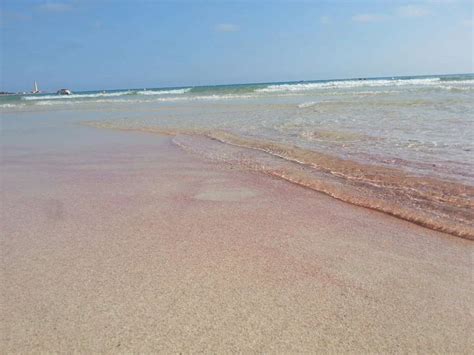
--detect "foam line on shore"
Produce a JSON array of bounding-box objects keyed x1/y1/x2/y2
[{"x1": 83, "y1": 121, "x2": 474, "y2": 240}]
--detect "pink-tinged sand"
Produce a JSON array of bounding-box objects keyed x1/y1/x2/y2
[{"x1": 1, "y1": 132, "x2": 473, "y2": 353}]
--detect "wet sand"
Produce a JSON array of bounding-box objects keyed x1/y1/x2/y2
[{"x1": 1, "y1": 127, "x2": 473, "y2": 353}]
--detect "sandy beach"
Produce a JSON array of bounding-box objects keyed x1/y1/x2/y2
[
  {"x1": 1, "y1": 124, "x2": 472, "y2": 353},
  {"x1": 2, "y1": 0, "x2": 473, "y2": 351}
]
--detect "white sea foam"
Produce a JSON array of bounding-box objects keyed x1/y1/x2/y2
[
  {"x1": 256, "y1": 78, "x2": 446, "y2": 93},
  {"x1": 22, "y1": 88, "x2": 192, "y2": 101},
  {"x1": 153, "y1": 94, "x2": 256, "y2": 101},
  {"x1": 34, "y1": 100, "x2": 79, "y2": 105},
  {"x1": 0, "y1": 103, "x2": 26, "y2": 109},
  {"x1": 27, "y1": 93, "x2": 256, "y2": 106},
  {"x1": 136, "y1": 88, "x2": 192, "y2": 95},
  {"x1": 298, "y1": 101, "x2": 319, "y2": 108},
  {"x1": 22, "y1": 91, "x2": 134, "y2": 101},
  {"x1": 7, "y1": 77, "x2": 473, "y2": 108}
]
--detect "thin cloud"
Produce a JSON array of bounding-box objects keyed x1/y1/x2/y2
[
  {"x1": 320, "y1": 16, "x2": 331, "y2": 25},
  {"x1": 397, "y1": 5, "x2": 430, "y2": 17},
  {"x1": 352, "y1": 14, "x2": 386, "y2": 23},
  {"x1": 215, "y1": 23, "x2": 239, "y2": 32},
  {"x1": 37, "y1": 2, "x2": 74, "y2": 12},
  {"x1": 424, "y1": 0, "x2": 457, "y2": 3},
  {"x1": 461, "y1": 18, "x2": 473, "y2": 27},
  {"x1": 0, "y1": 10, "x2": 32, "y2": 27},
  {"x1": 353, "y1": 3, "x2": 435, "y2": 24}
]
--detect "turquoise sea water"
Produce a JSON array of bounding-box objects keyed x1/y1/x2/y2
[{"x1": 2, "y1": 73, "x2": 473, "y2": 237}]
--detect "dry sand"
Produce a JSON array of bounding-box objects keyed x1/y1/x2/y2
[{"x1": 1, "y1": 129, "x2": 473, "y2": 353}]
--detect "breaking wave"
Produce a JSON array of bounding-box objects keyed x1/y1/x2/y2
[
  {"x1": 2, "y1": 74, "x2": 473, "y2": 109},
  {"x1": 298, "y1": 101, "x2": 319, "y2": 108},
  {"x1": 256, "y1": 77, "x2": 474, "y2": 93},
  {"x1": 135, "y1": 88, "x2": 192, "y2": 95},
  {"x1": 20, "y1": 88, "x2": 193, "y2": 101}
]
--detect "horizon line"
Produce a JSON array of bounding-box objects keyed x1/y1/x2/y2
[{"x1": 3, "y1": 72, "x2": 473, "y2": 95}]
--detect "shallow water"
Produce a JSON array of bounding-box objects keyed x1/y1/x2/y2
[{"x1": 2, "y1": 74, "x2": 473, "y2": 238}]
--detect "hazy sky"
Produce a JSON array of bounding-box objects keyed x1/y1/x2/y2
[{"x1": 1, "y1": 0, "x2": 473, "y2": 91}]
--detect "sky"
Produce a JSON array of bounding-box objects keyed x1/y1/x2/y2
[{"x1": 1, "y1": 0, "x2": 473, "y2": 92}]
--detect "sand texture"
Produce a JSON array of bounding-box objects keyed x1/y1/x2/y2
[{"x1": 1, "y1": 129, "x2": 473, "y2": 353}]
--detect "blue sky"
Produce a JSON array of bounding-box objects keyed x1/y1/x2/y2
[{"x1": 1, "y1": 0, "x2": 473, "y2": 91}]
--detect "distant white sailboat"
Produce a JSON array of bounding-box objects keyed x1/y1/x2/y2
[{"x1": 32, "y1": 81, "x2": 40, "y2": 94}]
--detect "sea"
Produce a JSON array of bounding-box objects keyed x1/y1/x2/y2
[{"x1": 1, "y1": 73, "x2": 473, "y2": 238}]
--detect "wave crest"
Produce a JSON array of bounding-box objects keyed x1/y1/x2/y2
[
  {"x1": 256, "y1": 78, "x2": 444, "y2": 93},
  {"x1": 21, "y1": 88, "x2": 193, "y2": 101}
]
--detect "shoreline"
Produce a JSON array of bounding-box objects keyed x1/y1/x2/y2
[
  {"x1": 84, "y1": 121, "x2": 474, "y2": 240},
  {"x1": 2, "y1": 125, "x2": 473, "y2": 352}
]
